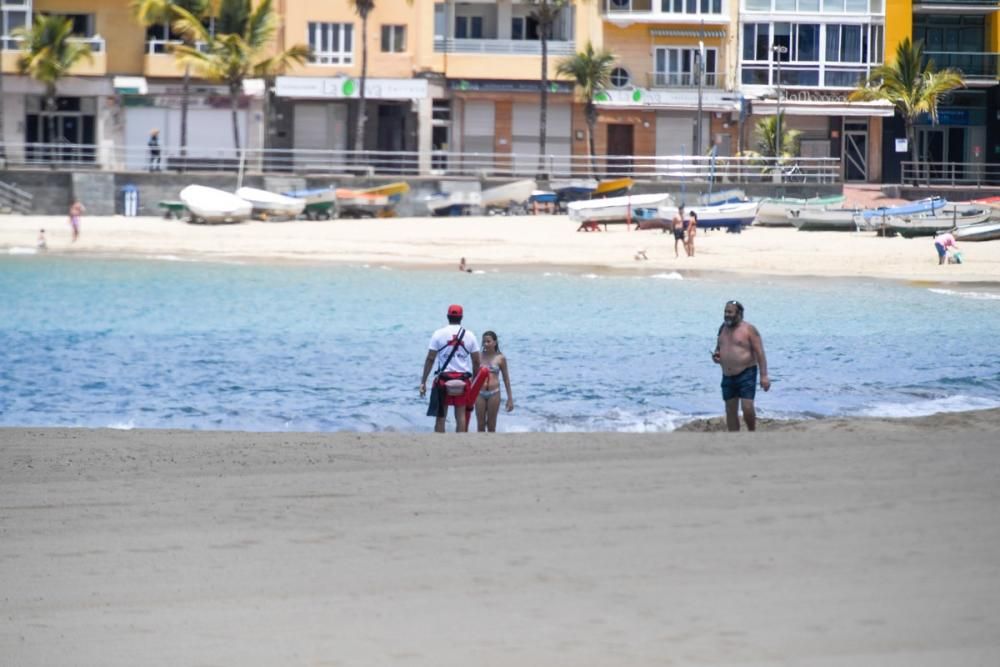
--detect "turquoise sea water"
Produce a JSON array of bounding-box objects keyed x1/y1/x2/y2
[{"x1": 2, "y1": 254, "x2": 999, "y2": 432}]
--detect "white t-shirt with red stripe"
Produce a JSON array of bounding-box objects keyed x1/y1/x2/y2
[{"x1": 429, "y1": 325, "x2": 479, "y2": 375}]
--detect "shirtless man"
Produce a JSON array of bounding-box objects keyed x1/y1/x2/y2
[
  {"x1": 671, "y1": 205, "x2": 685, "y2": 257},
  {"x1": 711, "y1": 300, "x2": 770, "y2": 431}
]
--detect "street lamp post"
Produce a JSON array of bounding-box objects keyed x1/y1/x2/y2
[
  {"x1": 772, "y1": 44, "x2": 788, "y2": 159},
  {"x1": 695, "y1": 40, "x2": 705, "y2": 157}
]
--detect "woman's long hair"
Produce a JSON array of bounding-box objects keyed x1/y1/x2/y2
[{"x1": 482, "y1": 330, "x2": 500, "y2": 353}]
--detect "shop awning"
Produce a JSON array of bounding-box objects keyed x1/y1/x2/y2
[
  {"x1": 113, "y1": 76, "x2": 147, "y2": 95},
  {"x1": 752, "y1": 99, "x2": 894, "y2": 117}
]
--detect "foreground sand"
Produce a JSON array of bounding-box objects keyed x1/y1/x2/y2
[
  {"x1": 3, "y1": 213, "x2": 1000, "y2": 283},
  {"x1": 3, "y1": 412, "x2": 1000, "y2": 665}
]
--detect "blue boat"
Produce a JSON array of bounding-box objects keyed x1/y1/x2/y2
[{"x1": 859, "y1": 196, "x2": 948, "y2": 221}]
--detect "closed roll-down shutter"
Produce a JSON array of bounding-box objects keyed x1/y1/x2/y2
[
  {"x1": 463, "y1": 100, "x2": 495, "y2": 154},
  {"x1": 512, "y1": 102, "x2": 570, "y2": 173}
]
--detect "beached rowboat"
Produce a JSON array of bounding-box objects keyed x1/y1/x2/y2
[
  {"x1": 480, "y1": 179, "x2": 537, "y2": 208},
  {"x1": 953, "y1": 220, "x2": 1000, "y2": 242},
  {"x1": 755, "y1": 194, "x2": 846, "y2": 226},
  {"x1": 180, "y1": 185, "x2": 252, "y2": 224},
  {"x1": 568, "y1": 193, "x2": 673, "y2": 224},
  {"x1": 886, "y1": 207, "x2": 993, "y2": 238},
  {"x1": 788, "y1": 207, "x2": 861, "y2": 232},
  {"x1": 656, "y1": 201, "x2": 759, "y2": 231},
  {"x1": 235, "y1": 187, "x2": 306, "y2": 220},
  {"x1": 592, "y1": 178, "x2": 634, "y2": 199}
]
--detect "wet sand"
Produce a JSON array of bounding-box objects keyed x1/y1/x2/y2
[
  {"x1": 3, "y1": 412, "x2": 999, "y2": 665},
  {"x1": 2, "y1": 213, "x2": 999, "y2": 284}
]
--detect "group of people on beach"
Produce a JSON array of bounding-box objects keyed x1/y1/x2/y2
[
  {"x1": 670, "y1": 206, "x2": 699, "y2": 258},
  {"x1": 420, "y1": 299, "x2": 769, "y2": 433}
]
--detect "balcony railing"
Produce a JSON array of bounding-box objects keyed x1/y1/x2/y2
[
  {"x1": 925, "y1": 51, "x2": 999, "y2": 81},
  {"x1": 433, "y1": 36, "x2": 575, "y2": 56},
  {"x1": 914, "y1": 0, "x2": 999, "y2": 6},
  {"x1": 602, "y1": 0, "x2": 726, "y2": 18},
  {"x1": 146, "y1": 39, "x2": 210, "y2": 54},
  {"x1": 1, "y1": 35, "x2": 105, "y2": 52},
  {"x1": 648, "y1": 71, "x2": 724, "y2": 88}
]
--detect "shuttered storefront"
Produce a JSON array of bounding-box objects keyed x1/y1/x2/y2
[{"x1": 511, "y1": 102, "x2": 570, "y2": 173}]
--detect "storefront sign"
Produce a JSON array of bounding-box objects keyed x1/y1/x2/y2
[
  {"x1": 781, "y1": 90, "x2": 852, "y2": 103},
  {"x1": 448, "y1": 79, "x2": 573, "y2": 94},
  {"x1": 275, "y1": 76, "x2": 428, "y2": 99}
]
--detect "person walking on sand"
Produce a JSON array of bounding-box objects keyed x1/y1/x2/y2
[
  {"x1": 712, "y1": 300, "x2": 770, "y2": 431},
  {"x1": 68, "y1": 200, "x2": 84, "y2": 243},
  {"x1": 671, "y1": 205, "x2": 686, "y2": 257},
  {"x1": 420, "y1": 304, "x2": 481, "y2": 433},
  {"x1": 475, "y1": 331, "x2": 514, "y2": 432},
  {"x1": 37, "y1": 228, "x2": 47, "y2": 250},
  {"x1": 933, "y1": 230, "x2": 958, "y2": 266},
  {"x1": 685, "y1": 210, "x2": 699, "y2": 257},
  {"x1": 147, "y1": 129, "x2": 162, "y2": 172}
]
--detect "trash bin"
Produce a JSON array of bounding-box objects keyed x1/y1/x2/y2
[{"x1": 121, "y1": 184, "x2": 139, "y2": 217}]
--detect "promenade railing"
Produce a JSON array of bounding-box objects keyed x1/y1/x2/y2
[
  {"x1": 901, "y1": 161, "x2": 1000, "y2": 187},
  {"x1": 0, "y1": 141, "x2": 842, "y2": 184}
]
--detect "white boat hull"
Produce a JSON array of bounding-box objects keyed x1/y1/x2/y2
[
  {"x1": 180, "y1": 185, "x2": 252, "y2": 224},
  {"x1": 235, "y1": 187, "x2": 306, "y2": 219},
  {"x1": 657, "y1": 201, "x2": 759, "y2": 228},
  {"x1": 954, "y1": 221, "x2": 1000, "y2": 242},
  {"x1": 481, "y1": 179, "x2": 537, "y2": 208},
  {"x1": 756, "y1": 195, "x2": 847, "y2": 226},
  {"x1": 568, "y1": 193, "x2": 673, "y2": 223},
  {"x1": 789, "y1": 208, "x2": 860, "y2": 231}
]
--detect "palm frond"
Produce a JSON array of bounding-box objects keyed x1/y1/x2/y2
[{"x1": 245, "y1": 0, "x2": 279, "y2": 50}]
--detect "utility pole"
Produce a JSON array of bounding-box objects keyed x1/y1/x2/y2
[
  {"x1": 772, "y1": 44, "x2": 788, "y2": 158},
  {"x1": 695, "y1": 40, "x2": 705, "y2": 157}
]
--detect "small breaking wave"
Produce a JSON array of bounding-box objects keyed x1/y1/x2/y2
[
  {"x1": 857, "y1": 394, "x2": 1000, "y2": 419},
  {"x1": 7, "y1": 247, "x2": 38, "y2": 255},
  {"x1": 650, "y1": 272, "x2": 683, "y2": 280},
  {"x1": 107, "y1": 419, "x2": 136, "y2": 430},
  {"x1": 928, "y1": 288, "x2": 1000, "y2": 301}
]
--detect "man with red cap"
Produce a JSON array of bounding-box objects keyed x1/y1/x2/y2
[{"x1": 420, "y1": 304, "x2": 481, "y2": 432}]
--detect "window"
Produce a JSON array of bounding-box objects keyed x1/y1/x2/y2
[
  {"x1": 511, "y1": 15, "x2": 540, "y2": 40},
  {"x1": 454, "y1": 15, "x2": 483, "y2": 39},
  {"x1": 610, "y1": 67, "x2": 631, "y2": 88},
  {"x1": 381, "y1": 25, "x2": 405, "y2": 52},
  {"x1": 654, "y1": 47, "x2": 718, "y2": 87},
  {"x1": 308, "y1": 22, "x2": 353, "y2": 65},
  {"x1": 745, "y1": 0, "x2": 882, "y2": 11},
  {"x1": 660, "y1": 0, "x2": 722, "y2": 14},
  {"x1": 60, "y1": 13, "x2": 95, "y2": 37}
]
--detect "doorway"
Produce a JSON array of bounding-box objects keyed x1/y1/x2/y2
[
  {"x1": 917, "y1": 127, "x2": 946, "y2": 180},
  {"x1": 25, "y1": 96, "x2": 96, "y2": 164},
  {"x1": 843, "y1": 122, "x2": 868, "y2": 182},
  {"x1": 606, "y1": 123, "x2": 634, "y2": 175}
]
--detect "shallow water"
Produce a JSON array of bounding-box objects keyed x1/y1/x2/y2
[{"x1": 2, "y1": 255, "x2": 999, "y2": 432}]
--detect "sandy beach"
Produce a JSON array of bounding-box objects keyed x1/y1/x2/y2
[
  {"x1": 2, "y1": 413, "x2": 999, "y2": 666},
  {"x1": 3, "y1": 213, "x2": 999, "y2": 283}
]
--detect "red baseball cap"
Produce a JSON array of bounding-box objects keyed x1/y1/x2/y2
[{"x1": 447, "y1": 304, "x2": 463, "y2": 317}]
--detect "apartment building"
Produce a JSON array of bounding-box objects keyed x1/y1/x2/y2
[
  {"x1": 887, "y1": 0, "x2": 1000, "y2": 181},
  {"x1": 598, "y1": 0, "x2": 741, "y2": 162},
  {"x1": 1, "y1": 0, "x2": 268, "y2": 170}
]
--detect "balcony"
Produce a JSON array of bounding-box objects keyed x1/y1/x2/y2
[
  {"x1": 648, "y1": 71, "x2": 725, "y2": 88},
  {"x1": 433, "y1": 37, "x2": 575, "y2": 57},
  {"x1": 602, "y1": 0, "x2": 730, "y2": 23},
  {"x1": 913, "y1": 0, "x2": 999, "y2": 14},
  {"x1": 1, "y1": 35, "x2": 107, "y2": 75},
  {"x1": 925, "y1": 51, "x2": 999, "y2": 84}
]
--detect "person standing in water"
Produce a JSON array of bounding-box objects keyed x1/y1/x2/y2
[
  {"x1": 474, "y1": 330, "x2": 514, "y2": 432},
  {"x1": 712, "y1": 300, "x2": 770, "y2": 431}
]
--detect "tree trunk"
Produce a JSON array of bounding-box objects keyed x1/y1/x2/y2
[
  {"x1": 230, "y1": 82, "x2": 241, "y2": 152},
  {"x1": 906, "y1": 118, "x2": 917, "y2": 183},
  {"x1": 354, "y1": 13, "x2": 369, "y2": 154},
  {"x1": 0, "y1": 66, "x2": 6, "y2": 161},
  {"x1": 586, "y1": 102, "x2": 597, "y2": 176},
  {"x1": 46, "y1": 90, "x2": 58, "y2": 169},
  {"x1": 537, "y1": 20, "x2": 549, "y2": 178},
  {"x1": 180, "y1": 63, "x2": 191, "y2": 170}
]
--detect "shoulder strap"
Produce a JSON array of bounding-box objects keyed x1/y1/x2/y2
[{"x1": 436, "y1": 328, "x2": 466, "y2": 375}]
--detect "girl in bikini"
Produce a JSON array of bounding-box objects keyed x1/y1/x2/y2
[{"x1": 475, "y1": 330, "x2": 514, "y2": 432}]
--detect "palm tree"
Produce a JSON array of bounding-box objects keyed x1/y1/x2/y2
[
  {"x1": 348, "y1": 0, "x2": 374, "y2": 153},
  {"x1": 527, "y1": 0, "x2": 570, "y2": 177},
  {"x1": 849, "y1": 37, "x2": 963, "y2": 164},
  {"x1": 14, "y1": 15, "x2": 93, "y2": 162},
  {"x1": 131, "y1": 0, "x2": 209, "y2": 163},
  {"x1": 172, "y1": 0, "x2": 308, "y2": 151},
  {"x1": 557, "y1": 42, "x2": 614, "y2": 175},
  {"x1": 753, "y1": 113, "x2": 800, "y2": 159}
]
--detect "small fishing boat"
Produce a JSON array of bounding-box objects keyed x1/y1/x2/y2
[
  {"x1": 180, "y1": 185, "x2": 252, "y2": 224},
  {"x1": 953, "y1": 220, "x2": 1000, "y2": 242},
  {"x1": 425, "y1": 190, "x2": 482, "y2": 216},
  {"x1": 788, "y1": 207, "x2": 861, "y2": 232},
  {"x1": 856, "y1": 196, "x2": 949, "y2": 226},
  {"x1": 886, "y1": 206, "x2": 993, "y2": 238},
  {"x1": 480, "y1": 179, "x2": 537, "y2": 209},
  {"x1": 284, "y1": 186, "x2": 338, "y2": 219},
  {"x1": 592, "y1": 177, "x2": 634, "y2": 199},
  {"x1": 549, "y1": 178, "x2": 598, "y2": 203},
  {"x1": 699, "y1": 189, "x2": 748, "y2": 206},
  {"x1": 656, "y1": 201, "x2": 759, "y2": 232},
  {"x1": 235, "y1": 187, "x2": 306, "y2": 220},
  {"x1": 755, "y1": 194, "x2": 847, "y2": 227},
  {"x1": 335, "y1": 182, "x2": 410, "y2": 218},
  {"x1": 568, "y1": 192, "x2": 673, "y2": 225}
]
